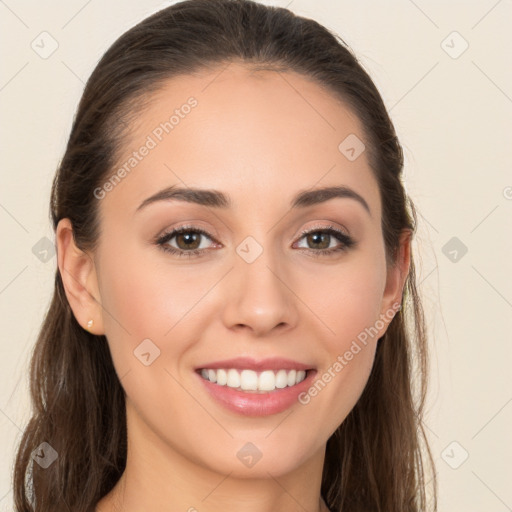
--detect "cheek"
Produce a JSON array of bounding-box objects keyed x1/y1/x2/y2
[
  {"x1": 297, "y1": 249, "x2": 386, "y2": 418},
  {"x1": 97, "y1": 247, "x2": 205, "y2": 364},
  {"x1": 308, "y1": 250, "x2": 387, "y2": 347}
]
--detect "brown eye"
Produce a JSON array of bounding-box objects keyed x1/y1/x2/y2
[
  {"x1": 294, "y1": 226, "x2": 355, "y2": 257},
  {"x1": 174, "y1": 231, "x2": 202, "y2": 250},
  {"x1": 156, "y1": 226, "x2": 217, "y2": 258},
  {"x1": 304, "y1": 231, "x2": 331, "y2": 250}
]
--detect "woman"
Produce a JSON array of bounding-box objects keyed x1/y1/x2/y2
[{"x1": 13, "y1": 0, "x2": 437, "y2": 510}]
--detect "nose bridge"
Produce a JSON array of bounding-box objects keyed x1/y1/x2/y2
[
  {"x1": 221, "y1": 228, "x2": 297, "y2": 334},
  {"x1": 238, "y1": 234, "x2": 280, "y2": 287}
]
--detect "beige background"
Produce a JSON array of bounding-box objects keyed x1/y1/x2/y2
[{"x1": 1, "y1": 0, "x2": 511, "y2": 510}]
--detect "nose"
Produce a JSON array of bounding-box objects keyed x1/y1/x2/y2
[{"x1": 220, "y1": 248, "x2": 299, "y2": 337}]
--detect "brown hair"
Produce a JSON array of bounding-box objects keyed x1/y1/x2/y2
[{"x1": 13, "y1": 1, "x2": 437, "y2": 510}]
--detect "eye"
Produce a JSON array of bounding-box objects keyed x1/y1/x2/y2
[
  {"x1": 155, "y1": 223, "x2": 355, "y2": 258},
  {"x1": 156, "y1": 225, "x2": 218, "y2": 258},
  {"x1": 294, "y1": 224, "x2": 355, "y2": 257}
]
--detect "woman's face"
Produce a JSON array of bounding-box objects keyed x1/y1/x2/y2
[{"x1": 85, "y1": 63, "x2": 403, "y2": 477}]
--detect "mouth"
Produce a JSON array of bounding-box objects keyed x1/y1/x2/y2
[
  {"x1": 193, "y1": 356, "x2": 317, "y2": 415},
  {"x1": 196, "y1": 367, "x2": 314, "y2": 394}
]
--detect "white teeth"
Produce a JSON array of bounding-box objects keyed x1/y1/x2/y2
[
  {"x1": 240, "y1": 369, "x2": 258, "y2": 390},
  {"x1": 258, "y1": 370, "x2": 275, "y2": 391},
  {"x1": 216, "y1": 369, "x2": 227, "y2": 386},
  {"x1": 226, "y1": 369, "x2": 240, "y2": 388},
  {"x1": 199, "y1": 368, "x2": 310, "y2": 391},
  {"x1": 275, "y1": 369, "x2": 288, "y2": 388}
]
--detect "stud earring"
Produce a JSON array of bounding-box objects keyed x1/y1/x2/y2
[{"x1": 87, "y1": 319, "x2": 94, "y2": 330}]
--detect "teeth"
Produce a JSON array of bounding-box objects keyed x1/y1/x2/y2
[
  {"x1": 199, "y1": 368, "x2": 308, "y2": 391},
  {"x1": 240, "y1": 369, "x2": 258, "y2": 390},
  {"x1": 217, "y1": 369, "x2": 227, "y2": 386},
  {"x1": 275, "y1": 369, "x2": 288, "y2": 388},
  {"x1": 259, "y1": 370, "x2": 275, "y2": 391},
  {"x1": 227, "y1": 369, "x2": 240, "y2": 388}
]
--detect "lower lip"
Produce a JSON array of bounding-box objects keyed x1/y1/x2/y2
[{"x1": 195, "y1": 370, "x2": 317, "y2": 417}]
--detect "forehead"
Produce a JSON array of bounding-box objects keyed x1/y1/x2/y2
[{"x1": 102, "y1": 62, "x2": 381, "y2": 219}]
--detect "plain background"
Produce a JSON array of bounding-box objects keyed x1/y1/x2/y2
[{"x1": 1, "y1": 0, "x2": 511, "y2": 510}]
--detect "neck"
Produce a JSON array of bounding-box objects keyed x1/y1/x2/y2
[{"x1": 96, "y1": 400, "x2": 329, "y2": 512}]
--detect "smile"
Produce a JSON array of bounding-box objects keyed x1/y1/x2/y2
[{"x1": 198, "y1": 368, "x2": 308, "y2": 393}]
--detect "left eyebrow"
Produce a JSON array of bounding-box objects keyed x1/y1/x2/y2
[
  {"x1": 135, "y1": 184, "x2": 371, "y2": 216},
  {"x1": 290, "y1": 185, "x2": 371, "y2": 215}
]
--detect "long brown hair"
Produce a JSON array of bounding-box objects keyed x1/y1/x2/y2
[{"x1": 13, "y1": 1, "x2": 437, "y2": 510}]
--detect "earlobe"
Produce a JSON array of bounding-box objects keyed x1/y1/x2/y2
[{"x1": 56, "y1": 218, "x2": 104, "y2": 335}]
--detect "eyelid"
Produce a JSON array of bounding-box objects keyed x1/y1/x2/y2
[
  {"x1": 155, "y1": 221, "x2": 355, "y2": 257},
  {"x1": 155, "y1": 221, "x2": 218, "y2": 240},
  {"x1": 156, "y1": 220, "x2": 350, "y2": 241},
  {"x1": 293, "y1": 223, "x2": 355, "y2": 251},
  {"x1": 296, "y1": 221, "x2": 351, "y2": 238},
  {"x1": 154, "y1": 224, "x2": 220, "y2": 246}
]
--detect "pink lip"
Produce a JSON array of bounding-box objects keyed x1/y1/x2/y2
[{"x1": 195, "y1": 356, "x2": 314, "y2": 372}]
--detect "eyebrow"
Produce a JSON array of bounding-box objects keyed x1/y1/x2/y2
[{"x1": 136, "y1": 184, "x2": 371, "y2": 215}]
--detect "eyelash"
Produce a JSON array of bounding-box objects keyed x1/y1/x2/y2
[{"x1": 155, "y1": 224, "x2": 355, "y2": 259}]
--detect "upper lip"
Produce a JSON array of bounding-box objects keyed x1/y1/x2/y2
[{"x1": 195, "y1": 356, "x2": 314, "y2": 372}]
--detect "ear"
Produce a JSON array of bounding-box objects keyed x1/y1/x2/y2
[
  {"x1": 55, "y1": 218, "x2": 104, "y2": 335},
  {"x1": 378, "y1": 229, "x2": 411, "y2": 330}
]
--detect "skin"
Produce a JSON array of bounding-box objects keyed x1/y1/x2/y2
[{"x1": 57, "y1": 62, "x2": 410, "y2": 512}]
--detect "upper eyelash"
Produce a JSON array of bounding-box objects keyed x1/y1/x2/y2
[
  {"x1": 155, "y1": 225, "x2": 213, "y2": 258},
  {"x1": 155, "y1": 224, "x2": 355, "y2": 258},
  {"x1": 295, "y1": 225, "x2": 355, "y2": 256}
]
